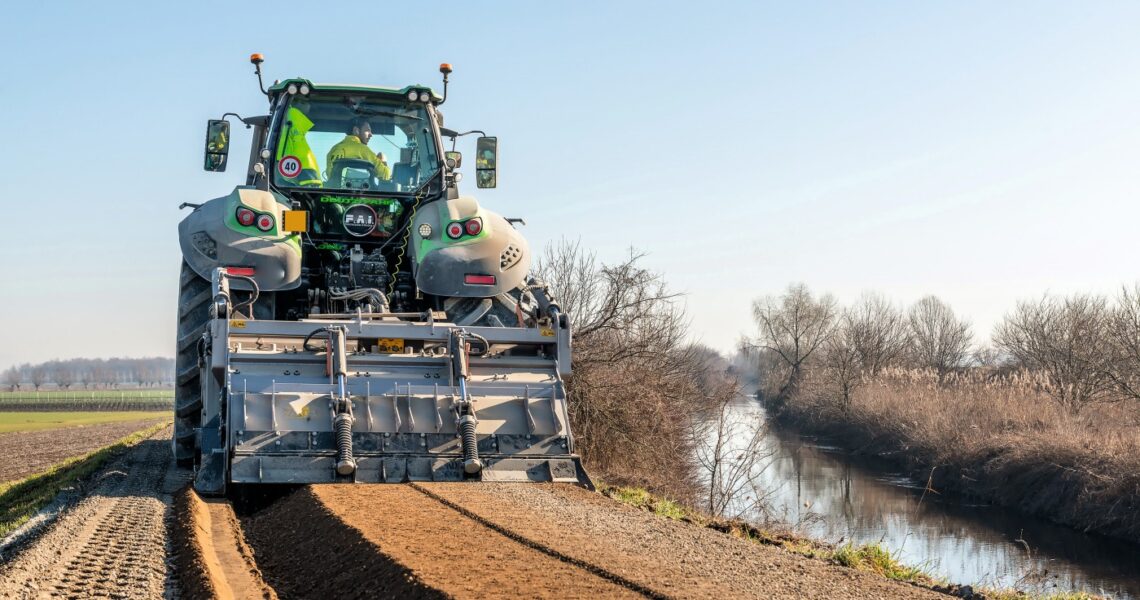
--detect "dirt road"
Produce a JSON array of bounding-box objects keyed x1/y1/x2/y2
[
  {"x1": 0, "y1": 430, "x2": 180, "y2": 599},
  {"x1": 1, "y1": 432, "x2": 948, "y2": 599}
]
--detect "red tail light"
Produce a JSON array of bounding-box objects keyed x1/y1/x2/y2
[
  {"x1": 236, "y1": 207, "x2": 256, "y2": 226},
  {"x1": 225, "y1": 266, "x2": 256, "y2": 277},
  {"x1": 464, "y1": 274, "x2": 496, "y2": 285},
  {"x1": 255, "y1": 214, "x2": 274, "y2": 232},
  {"x1": 446, "y1": 222, "x2": 464, "y2": 239},
  {"x1": 464, "y1": 218, "x2": 482, "y2": 236}
]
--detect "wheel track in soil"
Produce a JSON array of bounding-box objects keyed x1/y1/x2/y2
[{"x1": 0, "y1": 427, "x2": 186, "y2": 599}]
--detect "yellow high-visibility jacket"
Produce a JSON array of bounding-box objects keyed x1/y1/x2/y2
[
  {"x1": 275, "y1": 107, "x2": 321, "y2": 186},
  {"x1": 326, "y1": 135, "x2": 392, "y2": 181}
]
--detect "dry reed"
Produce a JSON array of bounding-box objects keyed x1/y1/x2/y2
[{"x1": 781, "y1": 368, "x2": 1140, "y2": 543}]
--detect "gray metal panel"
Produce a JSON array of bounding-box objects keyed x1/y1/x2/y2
[
  {"x1": 233, "y1": 432, "x2": 568, "y2": 456},
  {"x1": 230, "y1": 454, "x2": 587, "y2": 485},
  {"x1": 210, "y1": 315, "x2": 585, "y2": 487}
]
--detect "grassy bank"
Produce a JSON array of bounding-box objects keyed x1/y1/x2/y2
[
  {"x1": 774, "y1": 369, "x2": 1140, "y2": 545},
  {"x1": 603, "y1": 483, "x2": 1103, "y2": 600},
  {"x1": 0, "y1": 422, "x2": 168, "y2": 537},
  {"x1": 0, "y1": 411, "x2": 167, "y2": 433}
]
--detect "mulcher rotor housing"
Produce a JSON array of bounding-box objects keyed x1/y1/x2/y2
[{"x1": 176, "y1": 57, "x2": 590, "y2": 495}]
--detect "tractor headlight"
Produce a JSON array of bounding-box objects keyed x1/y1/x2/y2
[
  {"x1": 299, "y1": 83, "x2": 310, "y2": 95},
  {"x1": 418, "y1": 223, "x2": 432, "y2": 238},
  {"x1": 407, "y1": 90, "x2": 419, "y2": 102},
  {"x1": 287, "y1": 84, "x2": 298, "y2": 95}
]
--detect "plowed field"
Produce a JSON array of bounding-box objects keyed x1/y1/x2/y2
[{"x1": 0, "y1": 416, "x2": 167, "y2": 483}]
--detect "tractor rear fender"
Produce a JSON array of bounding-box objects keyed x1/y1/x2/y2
[
  {"x1": 178, "y1": 186, "x2": 302, "y2": 291},
  {"x1": 411, "y1": 196, "x2": 530, "y2": 297}
]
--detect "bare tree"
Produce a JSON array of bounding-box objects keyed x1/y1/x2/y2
[
  {"x1": 906, "y1": 295, "x2": 973, "y2": 381},
  {"x1": 52, "y1": 362, "x2": 75, "y2": 390},
  {"x1": 994, "y1": 294, "x2": 1116, "y2": 415},
  {"x1": 77, "y1": 365, "x2": 94, "y2": 390},
  {"x1": 30, "y1": 366, "x2": 47, "y2": 391},
  {"x1": 846, "y1": 292, "x2": 908, "y2": 376},
  {"x1": 692, "y1": 389, "x2": 771, "y2": 518},
  {"x1": 535, "y1": 240, "x2": 707, "y2": 500},
  {"x1": 1, "y1": 366, "x2": 20, "y2": 392},
  {"x1": 971, "y1": 345, "x2": 1003, "y2": 368},
  {"x1": 1106, "y1": 284, "x2": 1140, "y2": 402},
  {"x1": 822, "y1": 312, "x2": 864, "y2": 415},
  {"x1": 93, "y1": 363, "x2": 114, "y2": 389},
  {"x1": 535, "y1": 241, "x2": 684, "y2": 367},
  {"x1": 749, "y1": 284, "x2": 838, "y2": 401}
]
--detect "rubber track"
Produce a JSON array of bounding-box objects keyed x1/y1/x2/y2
[{"x1": 408, "y1": 483, "x2": 672, "y2": 600}]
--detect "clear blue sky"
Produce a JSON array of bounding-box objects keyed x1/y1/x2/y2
[{"x1": 1, "y1": 1, "x2": 1138, "y2": 369}]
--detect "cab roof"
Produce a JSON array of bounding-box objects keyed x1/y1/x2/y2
[{"x1": 269, "y1": 78, "x2": 441, "y2": 101}]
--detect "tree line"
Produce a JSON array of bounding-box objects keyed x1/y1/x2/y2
[
  {"x1": 1, "y1": 357, "x2": 174, "y2": 391},
  {"x1": 748, "y1": 283, "x2": 1140, "y2": 416}
]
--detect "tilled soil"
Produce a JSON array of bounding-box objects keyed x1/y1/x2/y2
[
  {"x1": 417, "y1": 483, "x2": 945, "y2": 600},
  {"x1": 170, "y1": 486, "x2": 275, "y2": 600},
  {"x1": 242, "y1": 483, "x2": 946, "y2": 600},
  {"x1": 0, "y1": 419, "x2": 167, "y2": 483},
  {"x1": 243, "y1": 485, "x2": 643, "y2": 599},
  {"x1": 0, "y1": 429, "x2": 183, "y2": 599}
]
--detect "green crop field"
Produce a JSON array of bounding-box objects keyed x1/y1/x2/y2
[
  {"x1": 0, "y1": 390, "x2": 173, "y2": 400},
  {"x1": 0, "y1": 411, "x2": 167, "y2": 434},
  {"x1": 0, "y1": 390, "x2": 173, "y2": 412}
]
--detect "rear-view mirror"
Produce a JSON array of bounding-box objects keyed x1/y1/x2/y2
[
  {"x1": 204, "y1": 119, "x2": 230, "y2": 172},
  {"x1": 475, "y1": 136, "x2": 497, "y2": 189}
]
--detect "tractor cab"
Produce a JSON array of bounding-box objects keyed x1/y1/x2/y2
[
  {"x1": 267, "y1": 81, "x2": 443, "y2": 193},
  {"x1": 202, "y1": 68, "x2": 499, "y2": 247}
]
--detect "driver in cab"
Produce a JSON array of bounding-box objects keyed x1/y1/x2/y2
[{"x1": 326, "y1": 117, "x2": 392, "y2": 182}]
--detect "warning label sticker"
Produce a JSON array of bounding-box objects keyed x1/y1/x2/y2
[{"x1": 278, "y1": 155, "x2": 302, "y2": 178}]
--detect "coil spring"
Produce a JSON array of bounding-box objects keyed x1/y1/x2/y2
[
  {"x1": 460, "y1": 418, "x2": 478, "y2": 463},
  {"x1": 334, "y1": 413, "x2": 355, "y2": 474}
]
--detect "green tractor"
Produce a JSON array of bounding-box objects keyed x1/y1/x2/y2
[{"x1": 176, "y1": 55, "x2": 588, "y2": 495}]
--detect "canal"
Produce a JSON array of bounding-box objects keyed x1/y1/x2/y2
[{"x1": 716, "y1": 398, "x2": 1140, "y2": 598}]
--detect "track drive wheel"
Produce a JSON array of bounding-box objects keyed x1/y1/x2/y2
[{"x1": 173, "y1": 261, "x2": 210, "y2": 468}]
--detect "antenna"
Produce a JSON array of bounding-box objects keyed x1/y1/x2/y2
[{"x1": 250, "y1": 53, "x2": 269, "y2": 97}]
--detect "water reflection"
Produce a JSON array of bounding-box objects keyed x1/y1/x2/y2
[{"x1": 716, "y1": 399, "x2": 1140, "y2": 599}]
